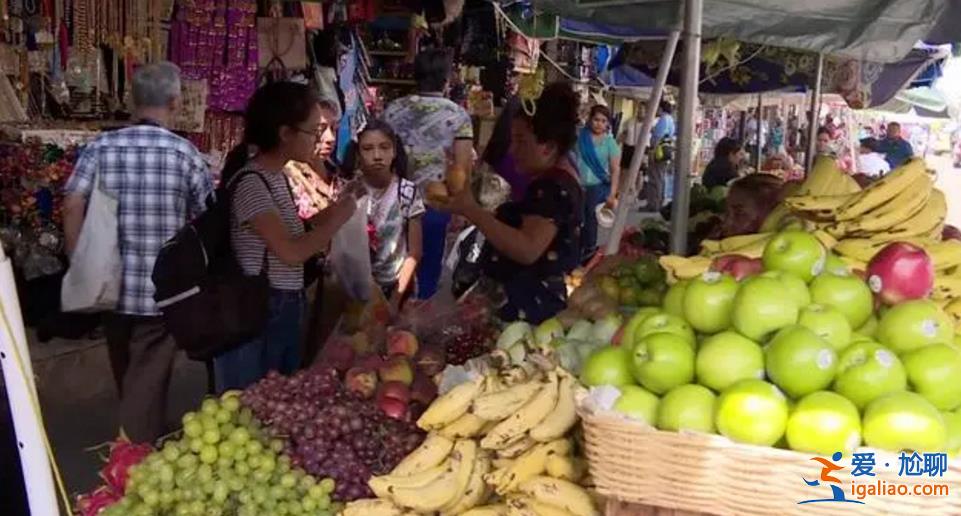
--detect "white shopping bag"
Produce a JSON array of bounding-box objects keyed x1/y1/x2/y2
[
  {"x1": 329, "y1": 196, "x2": 372, "y2": 302},
  {"x1": 61, "y1": 172, "x2": 121, "y2": 312}
]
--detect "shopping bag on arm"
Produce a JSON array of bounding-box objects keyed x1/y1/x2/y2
[
  {"x1": 61, "y1": 171, "x2": 121, "y2": 312},
  {"x1": 328, "y1": 196, "x2": 373, "y2": 301}
]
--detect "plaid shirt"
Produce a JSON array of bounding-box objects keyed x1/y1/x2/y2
[{"x1": 64, "y1": 124, "x2": 213, "y2": 316}]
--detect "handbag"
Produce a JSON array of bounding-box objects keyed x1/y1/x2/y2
[
  {"x1": 61, "y1": 170, "x2": 122, "y2": 313},
  {"x1": 257, "y1": 17, "x2": 308, "y2": 70}
]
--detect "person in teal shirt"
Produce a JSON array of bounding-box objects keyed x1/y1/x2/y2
[
  {"x1": 875, "y1": 121, "x2": 914, "y2": 169},
  {"x1": 575, "y1": 104, "x2": 621, "y2": 260}
]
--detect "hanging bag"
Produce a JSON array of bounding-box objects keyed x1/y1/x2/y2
[{"x1": 61, "y1": 170, "x2": 121, "y2": 313}]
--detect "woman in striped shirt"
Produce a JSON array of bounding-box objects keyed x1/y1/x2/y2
[{"x1": 215, "y1": 82, "x2": 363, "y2": 392}]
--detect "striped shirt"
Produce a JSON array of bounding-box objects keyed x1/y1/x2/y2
[
  {"x1": 230, "y1": 167, "x2": 304, "y2": 291},
  {"x1": 63, "y1": 124, "x2": 213, "y2": 316}
]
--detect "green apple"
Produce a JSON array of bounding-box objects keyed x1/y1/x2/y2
[
  {"x1": 797, "y1": 304, "x2": 852, "y2": 352},
  {"x1": 613, "y1": 385, "x2": 659, "y2": 425},
  {"x1": 862, "y1": 391, "x2": 947, "y2": 453},
  {"x1": 731, "y1": 276, "x2": 800, "y2": 342},
  {"x1": 580, "y1": 346, "x2": 635, "y2": 386},
  {"x1": 903, "y1": 344, "x2": 961, "y2": 410},
  {"x1": 657, "y1": 384, "x2": 717, "y2": 433},
  {"x1": 631, "y1": 333, "x2": 695, "y2": 394},
  {"x1": 662, "y1": 281, "x2": 689, "y2": 317},
  {"x1": 635, "y1": 313, "x2": 696, "y2": 349},
  {"x1": 876, "y1": 299, "x2": 954, "y2": 355},
  {"x1": 822, "y1": 253, "x2": 850, "y2": 276},
  {"x1": 696, "y1": 331, "x2": 764, "y2": 392},
  {"x1": 832, "y1": 341, "x2": 907, "y2": 409},
  {"x1": 762, "y1": 230, "x2": 826, "y2": 282},
  {"x1": 765, "y1": 325, "x2": 838, "y2": 399},
  {"x1": 760, "y1": 270, "x2": 811, "y2": 308},
  {"x1": 715, "y1": 379, "x2": 789, "y2": 446},
  {"x1": 942, "y1": 410, "x2": 961, "y2": 454},
  {"x1": 682, "y1": 272, "x2": 738, "y2": 334},
  {"x1": 619, "y1": 307, "x2": 661, "y2": 349},
  {"x1": 809, "y1": 272, "x2": 874, "y2": 329},
  {"x1": 856, "y1": 314, "x2": 879, "y2": 339},
  {"x1": 534, "y1": 318, "x2": 565, "y2": 347},
  {"x1": 786, "y1": 391, "x2": 862, "y2": 455}
]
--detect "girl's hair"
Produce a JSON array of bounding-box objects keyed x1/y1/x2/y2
[
  {"x1": 714, "y1": 137, "x2": 742, "y2": 159},
  {"x1": 515, "y1": 81, "x2": 580, "y2": 156},
  {"x1": 342, "y1": 119, "x2": 408, "y2": 178},
  {"x1": 221, "y1": 82, "x2": 319, "y2": 185},
  {"x1": 817, "y1": 126, "x2": 832, "y2": 137},
  {"x1": 589, "y1": 104, "x2": 612, "y2": 122}
]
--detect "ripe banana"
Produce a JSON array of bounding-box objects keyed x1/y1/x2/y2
[
  {"x1": 933, "y1": 275, "x2": 961, "y2": 300},
  {"x1": 489, "y1": 438, "x2": 572, "y2": 495},
  {"x1": 516, "y1": 476, "x2": 599, "y2": 516},
  {"x1": 390, "y1": 433, "x2": 454, "y2": 476},
  {"x1": 812, "y1": 229, "x2": 837, "y2": 250},
  {"x1": 716, "y1": 232, "x2": 773, "y2": 252},
  {"x1": 881, "y1": 188, "x2": 946, "y2": 239},
  {"x1": 545, "y1": 454, "x2": 587, "y2": 482},
  {"x1": 844, "y1": 174, "x2": 931, "y2": 233},
  {"x1": 369, "y1": 462, "x2": 450, "y2": 497},
  {"x1": 438, "y1": 412, "x2": 489, "y2": 439},
  {"x1": 759, "y1": 204, "x2": 791, "y2": 233},
  {"x1": 837, "y1": 158, "x2": 925, "y2": 220},
  {"x1": 473, "y1": 381, "x2": 543, "y2": 421},
  {"x1": 834, "y1": 239, "x2": 887, "y2": 263},
  {"x1": 529, "y1": 374, "x2": 577, "y2": 441},
  {"x1": 926, "y1": 240, "x2": 961, "y2": 271},
  {"x1": 784, "y1": 193, "x2": 854, "y2": 214},
  {"x1": 461, "y1": 504, "x2": 510, "y2": 516},
  {"x1": 441, "y1": 453, "x2": 491, "y2": 515},
  {"x1": 389, "y1": 439, "x2": 478, "y2": 513},
  {"x1": 342, "y1": 498, "x2": 410, "y2": 516},
  {"x1": 418, "y1": 377, "x2": 484, "y2": 430},
  {"x1": 482, "y1": 373, "x2": 560, "y2": 450},
  {"x1": 659, "y1": 255, "x2": 712, "y2": 281},
  {"x1": 496, "y1": 436, "x2": 537, "y2": 459},
  {"x1": 942, "y1": 298, "x2": 961, "y2": 332},
  {"x1": 506, "y1": 496, "x2": 576, "y2": 516}
]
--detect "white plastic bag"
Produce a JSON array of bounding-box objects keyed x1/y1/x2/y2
[
  {"x1": 329, "y1": 196, "x2": 372, "y2": 301},
  {"x1": 61, "y1": 172, "x2": 121, "y2": 312}
]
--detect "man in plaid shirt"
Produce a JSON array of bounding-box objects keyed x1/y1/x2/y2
[{"x1": 63, "y1": 62, "x2": 213, "y2": 442}]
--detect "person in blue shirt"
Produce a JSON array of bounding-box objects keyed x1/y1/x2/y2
[
  {"x1": 575, "y1": 104, "x2": 621, "y2": 261},
  {"x1": 875, "y1": 122, "x2": 913, "y2": 169},
  {"x1": 643, "y1": 101, "x2": 676, "y2": 211}
]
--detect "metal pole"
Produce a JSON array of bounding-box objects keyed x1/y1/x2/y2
[
  {"x1": 604, "y1": 30, "x2": 680, "y2": 256},
  {"x1": 805, "y1": 53, "x2": 825, "y2": 173},
  {"x1": 669, "y1": 0, "x2": 703, "y2": 255},
  {"x1": 755, "y1": 93, "x2": 763, "y2": 171}
]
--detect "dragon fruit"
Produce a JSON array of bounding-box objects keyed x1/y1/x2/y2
[
  {"x1": 99, "y1": 438, "x2": 152, "y2": 495},
  {"x1": 75, "y1": 486, "x2": 121, "y2": 516}
]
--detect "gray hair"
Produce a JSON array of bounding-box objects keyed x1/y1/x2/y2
[{"x1": 131, "y1": 62, "x2": 182, "y2": 108}]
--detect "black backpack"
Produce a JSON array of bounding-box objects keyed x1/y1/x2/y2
[{"x1": 152, "y1": 171, "x2": 272, "y2": 360}]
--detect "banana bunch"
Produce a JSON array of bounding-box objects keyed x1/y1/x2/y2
[
  {"x1": 354, "y1": 366, "x2": 595, "y2": 515},
  {"x1": 659, "y1": 255, "x2": 712, "y2": 282}
]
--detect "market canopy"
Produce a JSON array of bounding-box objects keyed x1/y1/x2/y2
[
  {"x1": 871, "y1": 87, "x2": 951, "y2": 118},
  {"x1": 529, "y1": 0, "x2": 961, "y2": 63}
]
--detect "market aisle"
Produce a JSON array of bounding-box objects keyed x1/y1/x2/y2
[{"x1": 933, "y1": 152, "x2": 961, "y2": 230}]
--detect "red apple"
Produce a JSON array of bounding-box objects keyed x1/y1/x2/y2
[
  {"x1": 344, "y1": 367, "x2": 378, "y2": 398},
  {"x1": 377, "y1": 380, "x2": 411, "y2": 405},
  {"x1": 355, "y1": 354, "x2": 386, "y2": 371},
  {"x1": 409, "y1": 373, "x2": 438, "y2": 405},
  {"x1": 386, "y1": 329, "x2": 419, "y2": 357},
  {"x1": 711, "y1": 254, "x2": 763, "y2": 281},
  {"x1": 943, "y1": 225, "x2": 961, "y2": 242},
  {"x1": 413, "y1": 345, "x2": 447, "y2": 376},
  {"x1": 378, "y1": 397, "x2": 409, "y2": 420},
  {"x1": 378, "y1": 355, "x2": 414, "y2": 385},
  {"x1": 866, "y1": 242, "x2": 934, "y2": 305},
  {"x1": 319, "y1": 338, "x2": 355, "y2": 372}
]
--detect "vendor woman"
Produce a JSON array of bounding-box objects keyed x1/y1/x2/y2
[{"x1": 439, "y1": 82, "x2": 583, "y2": 323}]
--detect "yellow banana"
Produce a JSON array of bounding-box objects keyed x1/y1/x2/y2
[
  {"x1": 942, "y1": 298, "x2": 961, "y2": 332},
  {"x1": 489, "y1": 439, "x2": 572, "y2": 495},
  {"x1": 699, "y1": 239, "x2": 722, "y2": 254},
  {"x1": 496, "y1": 436, "x2": 537, "y2": 459},
  {"x1": 482, "y1": 373, "x2": 560, "y2": 450},
  {"x1": 342, "y1": 499, "x2": 411, "y2": 516},
  {"x1": 844, "y1": 174, "x2": 931, "y2": 233},
  {"x1": 837, "y1": 158, "x2": 925, "y2": 220},
  {"x1": 716, "y1": 232, "x2": 773, "y2": 252},
  {"x1": 472, "y1": 381, "x2": 543, "y2": 421},
  {"x1": 926, "y1": 240, "x2": 961, "y2": 272},
  {"x1": 834, "y1": 171, "x2": 863, "y2": 194},
  {"x1": 834, "y1": 239, "x2": 888, "y2": 263},
  {"x1": 933, "y1": 276, "x2": 961, "y2": 300},
  {"x1": 881, "y1": 189, "x2": 946, "y2": 239},
  {"x1": 529, "y1": 374, "x2": 577, "y2": 441},
  {"x1": 438, "y1": 412, "x2": 489, "y2": 439},
  {"x1": 659, "y1": 255, "x2": 712, "y2": 281},
  {"x1": 389, "y1": 440, "x2": 478, "y2": 513},
  {"x1": 507, "y1": 496, "x2": 577, "y2": 516},
  {"x1": 441, "y1": 454, "x2": 491, "y2": 515},
  {"x1": 390, "y1": 434, "x2": 454, "y2": 476},
  {"x1": 461, "y1": 504, "x2": 510, "y2": 516},
  {"x1": 545, "y1": 454, "x2": 587, "y2": 482},
  {"x1": 418, "y1": 377, "x2": 484, "y2": 430},
  {"x1": 516, "y1": 476, "x2": 600, "y2": 516},
  {"x1": 759, "y1": 204, "x2": 791, "y2": 233},
  {"x1": 799, "y1": 155, "x2": 851, "y2": 196},
  {"x1": 837, "y1": 254, "x2": 867, "y2": 272},
  {"x1": 812, "y1": 229, "x2": 838, "y2": 250},
  {"x1": 369, "y1": 462, "x2": 450, "y2": 497},
  {"x1": 784, "y1": 193, "x2": 854, "y2": 214}
]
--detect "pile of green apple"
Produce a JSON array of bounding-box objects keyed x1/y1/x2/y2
[
  {"x1": 595, "y1": 255, "x2": 668, "y2": 309},
  {"x1": 580, "y1": 229, "x2": 961, "y2": 456}
]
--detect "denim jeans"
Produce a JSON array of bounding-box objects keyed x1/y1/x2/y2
[
  {"x1": 214, "y1": 288, "x2": 305, "y2": 392},
  {"x1": 582, "y1": 183, "x2": 610, "y2": 260},
  {"x1": 416, "y1": 207, "x2": 451, "y2": 299}
]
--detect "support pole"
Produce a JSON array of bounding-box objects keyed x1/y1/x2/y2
[
  {"x1": 805, "y1": 53, "x2": 825, "y2": 173},
  {"x1": 604, "y1": 30, "x2": 680, "y2": 256},
  {"x1": 755, "y1": 93, "x2": 763, "y2": 171},
  {"x1": 669, "y1": 0, "x2": 703, "y2": 255}
]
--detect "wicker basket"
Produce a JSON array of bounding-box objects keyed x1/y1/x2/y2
[{"x1": 580, "y1": 409, "x2": 961, "y2": 516}]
